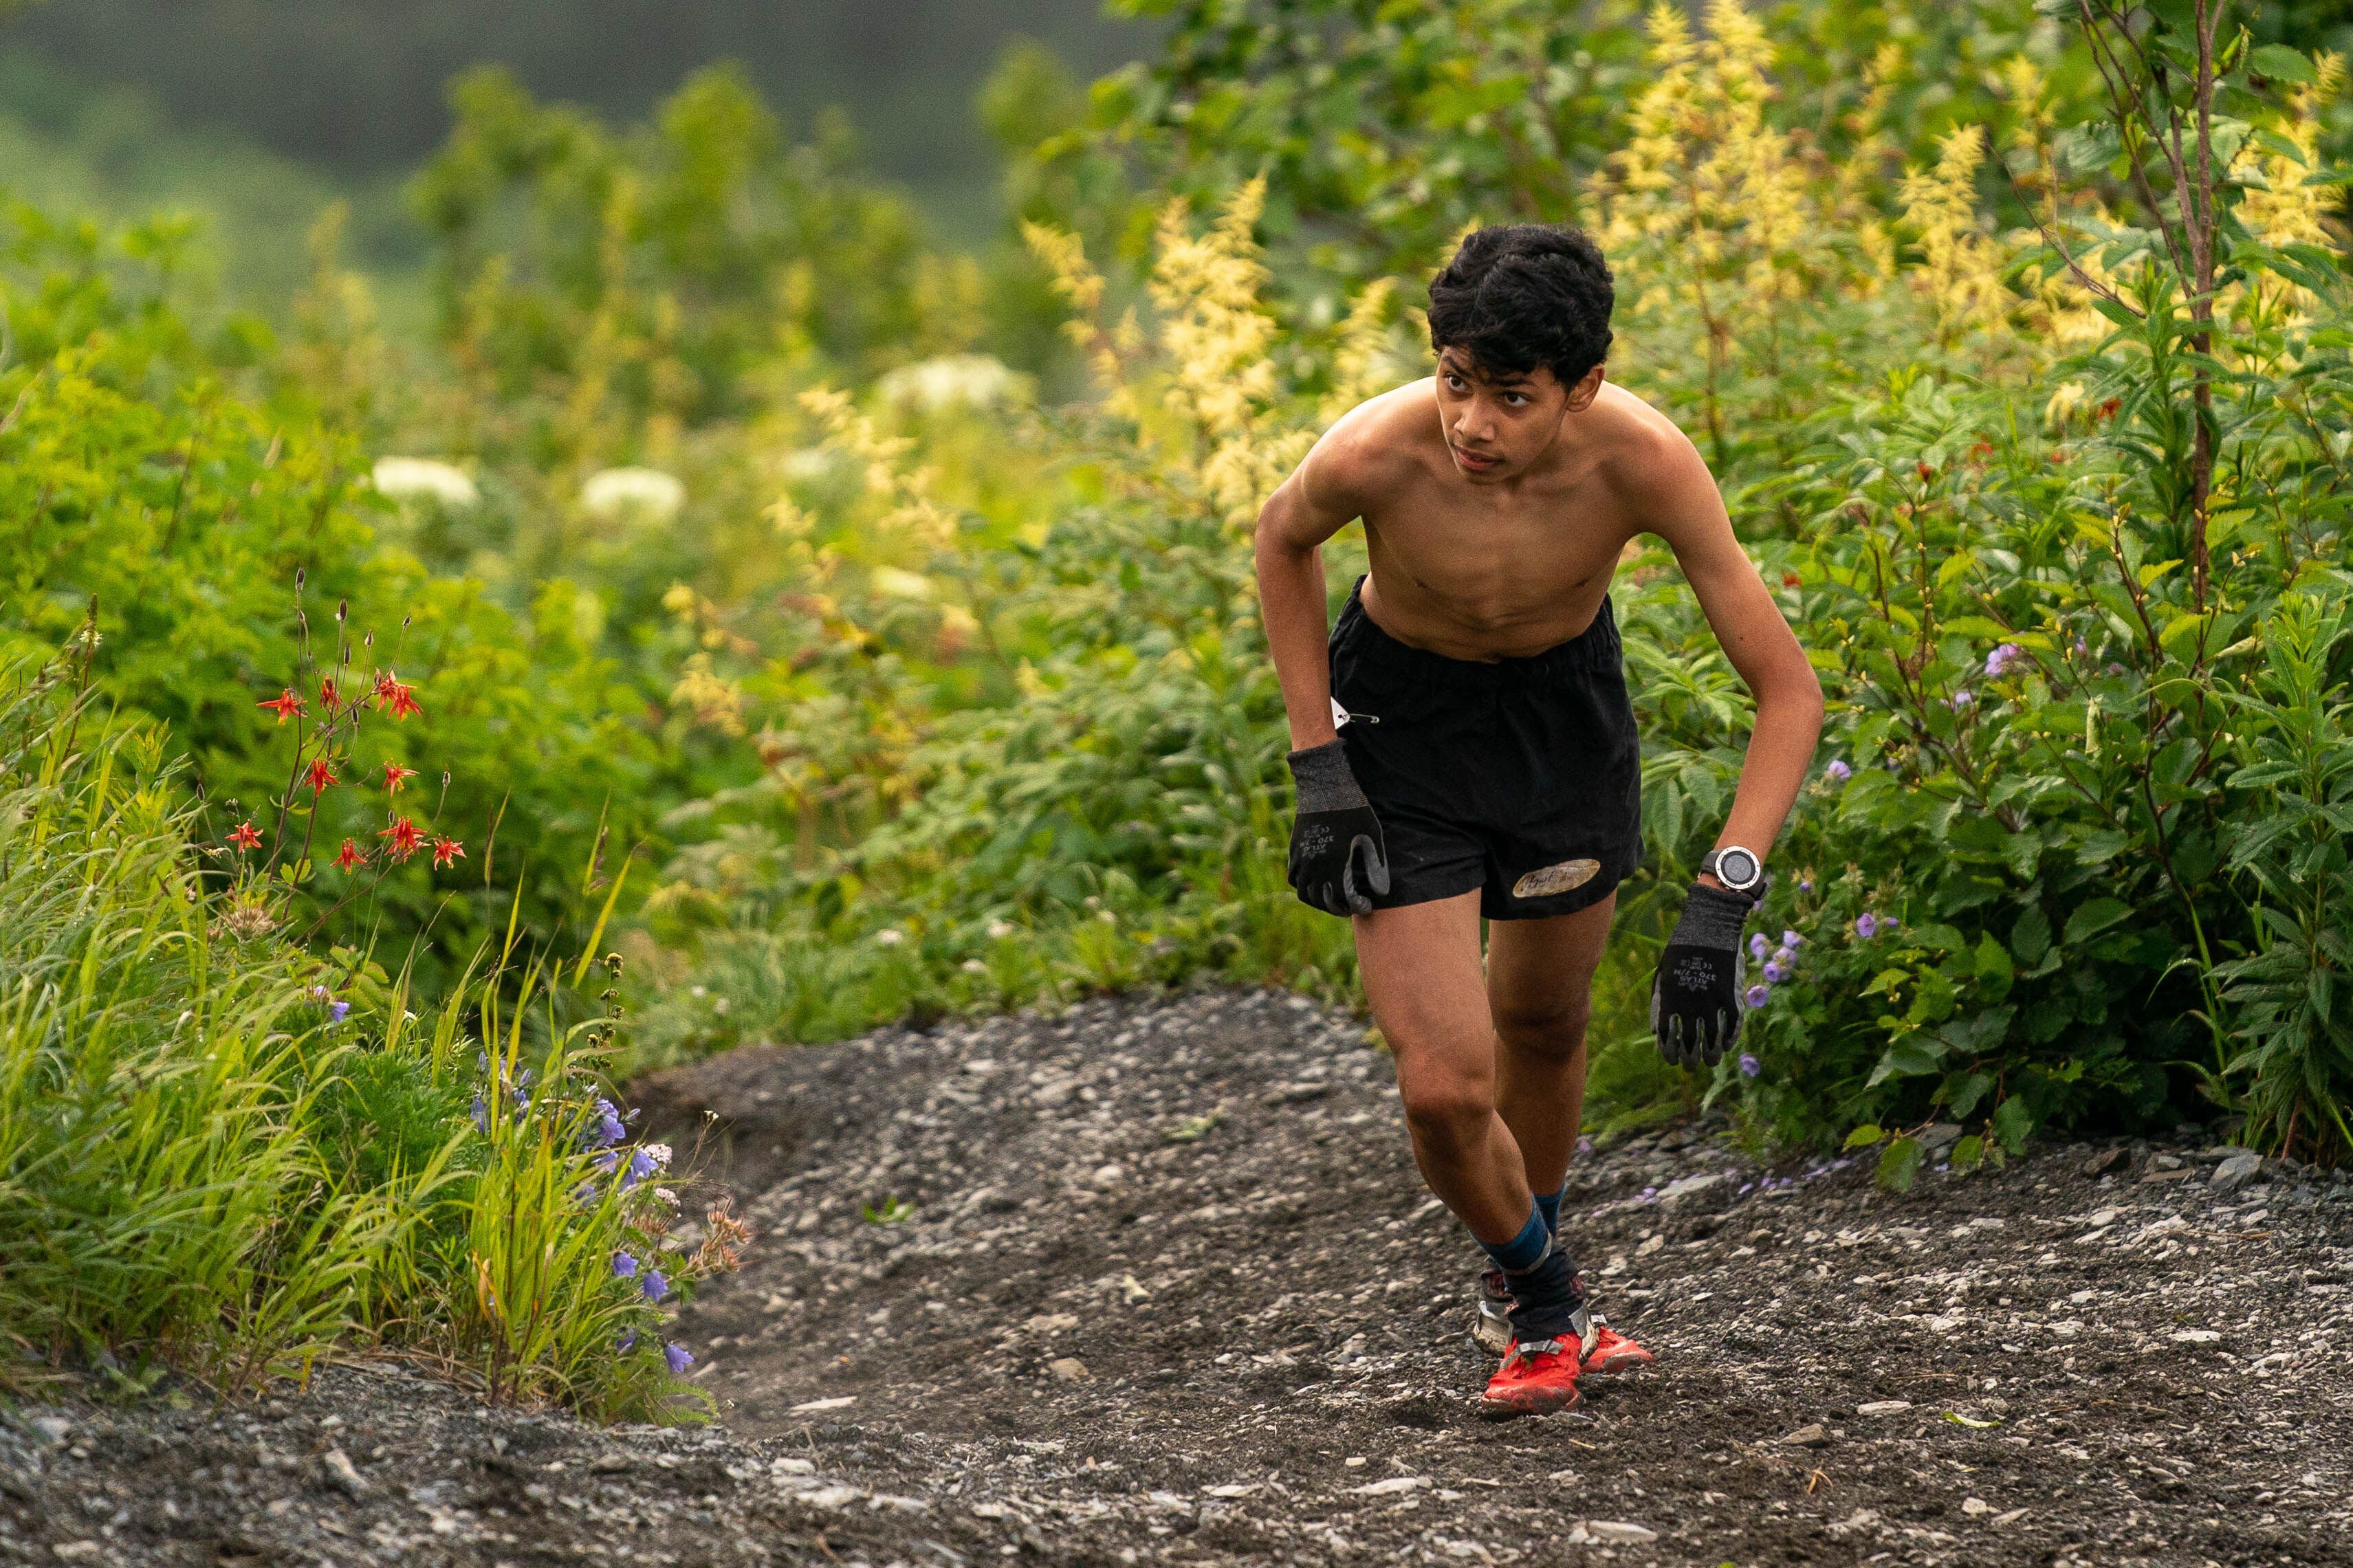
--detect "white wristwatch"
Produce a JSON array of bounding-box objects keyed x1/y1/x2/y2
[{"x1": 1700, "y1": 846, "x2": 1764, "y2": 897}]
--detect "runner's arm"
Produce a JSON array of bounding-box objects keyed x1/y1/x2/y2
[
  {"x1": 1640, "y1": 432, "x2": 1825, "y2": 890},
  {"x1": 1254, "y1": 431, "x2": 1370, "y2": 751}
]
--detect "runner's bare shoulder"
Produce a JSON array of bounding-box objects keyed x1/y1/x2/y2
[
  {"x1": 1588, "y1": 385, "x2": 1714, "y2": 545},
  {"x1": 1297, "y1": 378, "x2": 1443, "y2": 520}
]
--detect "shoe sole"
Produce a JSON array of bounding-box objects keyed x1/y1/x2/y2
[
  {"x1": 1585, "y1": 1347, "x2": 1654, "y2": 1375},
  {"x1": 1480, "y1": 1382, "x2": 1582, "y2": 1415}
]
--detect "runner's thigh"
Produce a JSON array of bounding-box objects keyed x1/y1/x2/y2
[
  {"x1": 1484, "y1": 892, "x2": 1619, "y2": 1033},
  {"x1": 1351, "y1": 890, "x2": 1495, "y2": 1096}
]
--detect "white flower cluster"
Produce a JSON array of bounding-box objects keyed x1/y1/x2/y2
[
  {"x1": 371, "y1": 456, "x2": 479, "y2": 509},
  {"x1": 875, "y1": 353, "x2": 1022, "y2": 412},
  {"x1": 581, "y1": 466, "x2": 686, "y2": 523}
]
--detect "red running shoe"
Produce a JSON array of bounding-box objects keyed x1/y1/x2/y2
[
  {"x1": 1582, "y1": 1314, "x2": 1654, "y2": 1376},
  {"x1": 1482, "y1": 1336, "x2": 1583, "y2": 1414}
]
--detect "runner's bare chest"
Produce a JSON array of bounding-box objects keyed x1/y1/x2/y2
[{"x1": 1358, "y1": 457, "x2": 1639, "y2": 661}]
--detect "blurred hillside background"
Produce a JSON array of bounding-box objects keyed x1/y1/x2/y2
[{"x1": 0, "y1": 0, "x2": 1150, "y2": 316}]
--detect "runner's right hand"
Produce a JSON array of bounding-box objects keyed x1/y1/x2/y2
[{"x1": 1284, "y1": 740, "x2": 1391, "y2": 916}]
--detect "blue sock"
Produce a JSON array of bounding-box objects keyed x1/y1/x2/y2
[
  {"x1": 1535, "y1": 1184, "x2": 1565, "y2": 1235},
  {"x1": 1477, "y1": 1201, "x2": 1551, "y2": 1276}
]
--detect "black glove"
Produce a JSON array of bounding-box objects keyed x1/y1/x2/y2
[
  {"x1": 1285, "y1": 740, "x2": 1391, "y2": 916},
  {"x1": 1650, "y1": 881, "x2": 1753, "y2": 1066}
]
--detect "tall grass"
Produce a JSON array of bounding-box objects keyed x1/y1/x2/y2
[{"x1": 0, "y1": 655, "x2": 734, "y2": 1415}]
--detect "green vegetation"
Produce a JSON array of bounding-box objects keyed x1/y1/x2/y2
[
  {"x1": 0, "y1": 661, "x2": 734, "y2": 1415},
  {"x1": 4, "y1": 0, "x2": 2352, "y2": 1407}
]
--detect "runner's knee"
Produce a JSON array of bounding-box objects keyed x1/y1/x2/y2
[
  {"x1": 1491, "y1": 991, "x2": 1593, "y2": 1062},
  {"x1": 1398, "y1": 1073, "x2": 1496, "y2": 1149}
]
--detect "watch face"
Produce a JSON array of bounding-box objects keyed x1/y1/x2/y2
[{"x1": 1717, "y1": 848, "x2": 1760, "y2": 887}]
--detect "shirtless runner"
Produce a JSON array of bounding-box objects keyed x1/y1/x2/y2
[{"x1": 1254, "y1": 224, "x2": 1824, "y2": 1413}]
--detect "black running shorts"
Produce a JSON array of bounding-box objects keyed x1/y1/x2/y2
[{"x1": 1326, "y1": 578, "x2": 1643, "y2": 920}]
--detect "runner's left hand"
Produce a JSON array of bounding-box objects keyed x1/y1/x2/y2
[{"x1": 1650, "y1": 882, "x2": 1753, "y2": 1066}]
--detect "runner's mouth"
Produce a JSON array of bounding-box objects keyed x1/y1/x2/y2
[{"x1": 1452, "y1": 445, "x2": 1502, "y2": 471}]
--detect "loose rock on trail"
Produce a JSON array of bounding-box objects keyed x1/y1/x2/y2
[{"x1": 7, "y1": 988, "x2": 2352, "y2": 1565}]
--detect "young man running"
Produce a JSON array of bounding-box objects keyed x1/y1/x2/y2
[{"x1": 1253, "y1": 224, "x2": 1823, "y2": 1414}]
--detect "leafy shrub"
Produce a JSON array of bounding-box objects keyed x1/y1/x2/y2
[{"x1": 0, "y1": 651, "x2": 736, "y2": 1415}]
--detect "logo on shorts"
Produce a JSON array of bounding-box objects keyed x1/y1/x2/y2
[{"x1": 1510, "y1": 858, "x2": 1601, "y2": 899}]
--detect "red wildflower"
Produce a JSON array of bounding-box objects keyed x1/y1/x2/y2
[
  {"x1": 320, "y1": 677, "x2": 340, "y2": 708},
  {"x1": 333, "y1": 838, "x2": 366, "y2": 872},
  {"x1": 2097, "y1": 397, "x2": 2121, "y2": 421},
  {"x1": 382, "y1": 760, "x2": 419, "y2": 794},
  {"x1": 1782, "y1": 573, "x2": 1802, "y2": 588},
  {"x1": 1915, "y1": 460, "x2": 1934, "y2": 481},
  {"x1": 373, "y1": 672, "x2": 423, "y2": 720},
  {"x1": 378, "y1": 816, "x2": 424, "y2": 862},
  {"x1": 228, "y1": 821, "x2": 263, "y2": 852},
  {"x1": 259, "y1": 689, "x2": 306, "y2": 724},
  {"x1": 305, "y1": 756, "x2": 337, "y2": 794},
  {"x1": 431, "y1": 835, "x2": 466, "y2": 870}
]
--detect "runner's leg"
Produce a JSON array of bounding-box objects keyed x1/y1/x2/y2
[
  {"x1": 1352, "y1": 890, "x2": 1534, "y2": 1244},
  {"x1": 1485, "y1": 892, "x2": 1618, "y2": 1204}
]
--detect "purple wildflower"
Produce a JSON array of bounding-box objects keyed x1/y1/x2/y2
[
  {"x1": 1799, "y1": 878, "x2": 1814, "y2": 892},
  {"x1": 1749, "y1": 932, "x2": 1771, "y2": 960},
  {"x1": 470, "y1": 1094, "x2": 488, "y2": 1134},
  {"x1": 1744, "y1": 984, "x2": 1771, "y2": 1008},
  {"x1": 1762, "y1": 961, "x2": 1785, "y2": 983},
  {"x1": 585, "y1": 1098, "x2": 626, "y2": 1150},
  {"x1": 1856, "y1": 912, "x2": 1879, "y2": 939},
  {"x1": 1782, "y1": 929, "x2": 1802, "y2": 948},
  {"x1": 1949, "y1": 689, "x2": 1976, "y2": 710},
  {"x1": 665, "y1": 1343, "x2": 694, "y2": 1376},
  {"x1": 1738, "y1": 1053, "x2": 1761, "y2": 1079},
  {"x1": 1772, "y1": 947, "x2": 1795, "y2": 969},
  {"x1": 642, "y1": 1269, "x2": 669, "y2": 1303},
  {"x1": 611, "y1": 1250, "x2": 638, "y2": 1279},
  {"x1": 617, "y1": 1327, "x2": 637, "y2": 1354},
  {"x1": 1985, "y1": 643, "x2": 2022, "y2": 678},
  {"x1": 328, "y1": 1000, "x2": 351, "y2": 1024},
  {"x1": 1825, "y1": 759, "x2": 1852, "y2": 783}
]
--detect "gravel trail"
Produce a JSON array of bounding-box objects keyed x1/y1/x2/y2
[{"x1": 5, "y1": 987, "x2": 2350, "y2": 1566}]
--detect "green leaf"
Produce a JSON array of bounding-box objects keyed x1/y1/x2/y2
[
  {"x1": 1991, "y1": 1096, "x2": 2035, "y2": 1156},
  {"x1": 1942, "y1": 1410, "x2": 2002, "y2": 1429},
  {"x1": 2011, "y1": 905, "x2": 2052, "y2": 966},
  {"x1": 1868, "y1": 1038, "x2": 1947, "y2": 1087},
  {"x1": 1973, "y1": 934, "x2": 2015, "y2": 998},
  {"x1": 2062, "y1": 897, "x2": 2133, "y2": 947},
  {"x1": 1877, "y1": 1136, "x2": 1924, "y2": 1192},
  {"x1": 1843, "y1": 1123, "x2": 1886, "y2": 1149},
  {"x1": 1947, "y1": 1072, "x2": 1994, "y2": 1118},
  {"x1": 1950, "y1": 1134, "x2": 1987, "y2": 1173},
  {"x1": 2249, "y1": 44, "x2": 2317, "y2": 85}
]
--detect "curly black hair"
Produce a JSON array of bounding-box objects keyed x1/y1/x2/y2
[{"x1": 1426, "y1": 225, "x2": 1615, "y2": 388}]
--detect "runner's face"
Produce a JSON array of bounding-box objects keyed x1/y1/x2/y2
[{"x1": 1433, "y1": 351, "x2": 1584, "y2": 482}]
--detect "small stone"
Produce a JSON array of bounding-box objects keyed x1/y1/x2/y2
[
  {"x1": 1993, "y1": 1508, "x2": 2030, "y2": 1525},
  {"x1": 589, "y1": 1453, "x2": 633, "y2": 1474},
  {"x1": 1856, "y1": 1400, "x2": 1913, "y2": 1417},
  {"x1": 1351, "y1": 1475, "x2": 1427, "y2": 1496},
  {"x1": 50, "y1": 1545, "x2": 102, "y2": 1563},
  {"x1": 1782, "y1": 1423, "x2": 1831, "y2": 1448},
  {"x1": 1961, "y1": 1497, "x2": 1991, "y2": 1516},
  {"x1": 2212, "y1": 1152, "x2": 2263, "y2": 1194},
  {"x1": 1049, "y1": 1357, "x2": 1091, "y2": 1381},
  {"x1": 1918, "y1": 1123, "x2": 1963, "y2": 1153},
  {"x1": 26, "y1": 1417, "x2": 72, "y2": 1448},
  {"x1": 1659, "y1": 1172, "x2": 1725, "y2": 1205},
  {"x1": 320, "y1": 1447, "x2": 368, "y2": 1499},
  {"x1": 2081, "y1": 1147, "x2": 2125, "y2": 1176},
  {"x1": 1091, "y1": 1163, "x2": 1126, "y2": 1186},
  {"x1": 1582, "y1": 1521, "x2": 1658, "y2": 1543},
  {"x1": 2170, "y1": 1329, "x2": 2222, "y2": 1345}
]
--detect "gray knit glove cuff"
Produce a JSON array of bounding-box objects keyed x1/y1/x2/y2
[
  {"x1": 1667, "y1": 881, "x2": 1755, "y2": 947},
  {"x1": 1286, "y1": 740, "x2": 1369, "y2": 813}
]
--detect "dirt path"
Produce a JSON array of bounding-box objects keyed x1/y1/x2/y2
[{"x1": 6, "y1": 988, "x2": 2351, "y2": 1565}]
